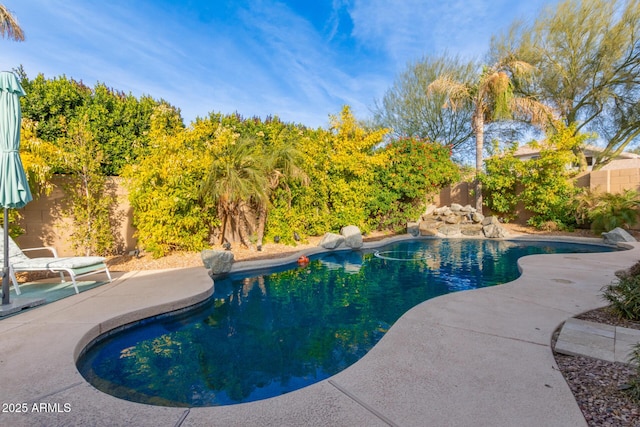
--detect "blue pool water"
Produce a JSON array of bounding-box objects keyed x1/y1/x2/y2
[{"x1": 77, "y1": 239, "x2": 617, "y2": 407}]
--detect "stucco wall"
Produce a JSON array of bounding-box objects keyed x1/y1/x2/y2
[
  {"x1": 15, "y1": 176, "x2": 136, "y2": 257},
  {"x1": 435, "y1": 182, "x2": 472, "y2": 207},
  {"x1": 589, "y1": 168, "x2": 640, "y2": 193}
]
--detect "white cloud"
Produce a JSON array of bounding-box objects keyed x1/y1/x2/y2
[
  {"x1": 0, "y1": 0, "x2": 558, "y2": 128},
  {"x1": 348, "y1": 0, "x2": 546, "y2": 67}
]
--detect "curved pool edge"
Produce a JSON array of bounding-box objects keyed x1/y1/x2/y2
[
  {"x1": 227, "y1": 233, "x2": 434, "y2": 274},
  {"x1": 228, "y1": 233, "x2": 618, "y2": 275},
  {"x1": 2, "y1": 239, "x2": 640, "y2": 426},
  {"x1": 73, "y1": 268, "x2": 215, "y2": 363}
]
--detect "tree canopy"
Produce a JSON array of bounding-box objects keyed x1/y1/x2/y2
[
  {"x1": 491, "y1": 0, "x2": 640, "y2": 169},
  {"x1": 372, "y1": 54, "x2": 476, "y2": 159}
]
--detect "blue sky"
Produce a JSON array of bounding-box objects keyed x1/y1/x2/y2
[{"x1": 1, "y1": 0, "x2": 558, "y2": 128}]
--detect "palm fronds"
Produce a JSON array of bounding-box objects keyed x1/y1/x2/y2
[{"x1": 0, "y1": 5, "x2": 24, "y2": 41}]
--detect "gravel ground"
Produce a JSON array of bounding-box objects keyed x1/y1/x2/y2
[{"x1": 555, "y1": 307, "x2": 640, "y2": 426}]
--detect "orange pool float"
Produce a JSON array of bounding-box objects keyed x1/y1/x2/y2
[{"x1": 297, "y1": 255, "x2": 310, "y2": 265}]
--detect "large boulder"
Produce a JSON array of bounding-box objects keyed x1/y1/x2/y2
[
  {"x1": 483, "y1": 223, "x2": 508, "y2": 239},
  {"x1": 471, "y1": 212, "x2": 485, "y2": 224},
  {"x1": 419, "y1": 221, "x2": 441, "y2": 236},
  {"x1": 482, "y1": 216, "x2": 501, "y2": 226},
  {"x1": 439, "y1": 225, "x2": 461, "y2": 237},
  {"x1": 444, "y1": 215, "x2": 461, "y2": 224},
  {"x1": 602, "y1": 227, "x2": 637, "y2": 244},
  {"x1": 461, "y1": 225, "x2": 483, "y2": 236},
  {"x1": 201, "y1": 250, "x2": 234, "y2": 276},
  {"x1": 407, "y1": 221, "x2": 420, "y2": 237},
  {"x1": 319, "y1": 233, "x2": 345, "y2": 249},
  {"x1": 424, "y1": 204, "x2": 437, "y2": 216},
  {"x1": 341, "y1": 225, "x2": 363, "y2": 249}
]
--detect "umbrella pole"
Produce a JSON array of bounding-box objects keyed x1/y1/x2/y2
[{"x1": 2, "y1": 207, "x2": 10, "y2": 305}]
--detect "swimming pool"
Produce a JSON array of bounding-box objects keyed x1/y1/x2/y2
[{"x1": 77, "y1": 239, "x2": 617, "y2": 407}]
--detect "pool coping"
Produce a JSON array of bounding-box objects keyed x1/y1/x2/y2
[{"x1": 0, "y1": 235, "x2": 638, "y2": 426}]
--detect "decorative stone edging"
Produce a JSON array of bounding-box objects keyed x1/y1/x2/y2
[{"x1": 408, "y1": 204, "x2": 508, "y2": 239}]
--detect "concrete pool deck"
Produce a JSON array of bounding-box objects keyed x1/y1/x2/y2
[{"x1": 0, "y1": 236, "x2": 639, "y2": 427}]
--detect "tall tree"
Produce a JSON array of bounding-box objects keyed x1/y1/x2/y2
[
  {"x1": 0, "y1": 4, "x2": 24, "y2": 41},
  {"x1": 254, "y1": 128, "x2": 307, "y2": 250},
  {"x1": 428, "y1": 61, "x2": 551, "y2": 211},
  {"x1": 373, "y1": 54, "x2": 476, "y2": 158},
  {"x1": 492, "y1": 0, "x2": 640, "y2": 169},
  {"x1": 61, "y1": 116, "x2": 119, "y2": 255},
  {"x1": 200, "y1": 130, "x2": 268, "y2": 247}
]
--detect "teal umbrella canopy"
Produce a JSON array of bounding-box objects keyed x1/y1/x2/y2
[
  {"x1": 0, "y1": 71, "x2": 31, "y2": 305},
  {"x1": 0, "y1": 71, "x2": 31, "y2": 208}
]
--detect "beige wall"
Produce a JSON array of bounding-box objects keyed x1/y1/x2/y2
[
  {"x1": 434, "y1": 182, "x2": 472, "y2": 207},
  {"x1": 589, "y1": 168, "x2": 640, "y2": 193},
  {"x1": 15, "y1": 176, "x2": 136, "y2": 257}
]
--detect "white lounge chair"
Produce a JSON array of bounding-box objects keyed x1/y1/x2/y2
[{"x1": 1, "y1": 230, "x2": 112, "y2": 294}]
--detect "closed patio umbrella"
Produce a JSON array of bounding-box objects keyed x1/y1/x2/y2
[{"x1": 0, "y1": 71, "x2": 31, "y2": 305}]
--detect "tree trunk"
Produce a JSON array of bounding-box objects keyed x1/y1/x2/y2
[
  {"x1": 218, "y1": 205, "x2": 229, "y2": 245},
  {"x1": 256, "y1": 203, "x2": 267, "y2": 250},
  {"x1": 473, "y1": 112, "x2": 484, "y2": 213},
  {"x1": 236, "y1": 205, "x2": 253, "y2": 248}
]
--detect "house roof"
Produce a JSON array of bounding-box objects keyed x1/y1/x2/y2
[
  {"x1": 600, "y1": 158, "x2": 640, "y2": 170},
  {"x1": 512, "y1": 144, "x2": 640, "y2": 159}
]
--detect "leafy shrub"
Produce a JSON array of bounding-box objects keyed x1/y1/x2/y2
[
  {"x1": 480, "y1": 143, "x2": 522, "y2": 221},
  {"x1": 59, "y1": 116, "x2": 121, "y2": 256},
  {"x1": 626, "y1": 343, "x2": 640, "y2": 401},
  {"x1": 573, "y1": 187, "x2": 599, "y2": 228},
  {"x1": 519, "y1": 124, "x2": 583, "y2": 229},
  {"x1": 588, "y1": 189, "x2": 640, "y2": 234},
  {"x1": 268, "y1": 106, "x2": 389, "y2": 239},
  {"x1": 124, "y1": 105, "x2": 217, "y2": 257},
  {"x1": 602, "y1": 274, "x2": 640, "y2": 321},
  {"x1": 370, "y1": 137, "x2": 460, "y2": 230},
  {"x1": 605, "y1": 261, "x2": 640, "y2": 401},
  {"x1": 481, "y1": 122, "x2": 586, "y2": 229}
]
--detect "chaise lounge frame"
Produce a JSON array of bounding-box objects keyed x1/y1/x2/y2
[{"x1": 1, "y1": 231, "x2": 112, "y2": 295}]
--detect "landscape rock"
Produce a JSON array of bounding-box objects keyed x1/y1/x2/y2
[
  {"x1": 341, "y1": 225, "x2": 363, "y2": 249},
  {"x1": 424, "y1": 204, "x2": 437, "y2": 216},
  {"x1": 483, "y1": 223, "x2": 508, "y2": 238},
  {"x1": 602, "y1": 227, "x2": 637, "y2": 244},
  {"x1": 419, "y1": 221, "x2": 440, "y2": 236},
  {"x1": 407, "y1": 221, "x2": 420, "y2": 237},
  {"x1": 201, "y1": 250, "x2": 234, "y2": 276},
  {"x1": 444, "y1": 215, "x2": 461, "y2": 224},
  {"x1": 450, "y1": 203, "x2": 463, "y2": 212},
  {"x1": 319, "y1": 233, "x2": 345, "y2": 249},
  {"x1": 439, "y1": 225, "x2": 461, "y2": 236},
  {"x1": 461, "y1": 226, "x2": 483, "y2": 236},
  {"x1": 471, "y1": 212, "x2": 485, "y2": 223},
  {"x1": 482, "y1": 216, "x2": 501, "y2": 226}
]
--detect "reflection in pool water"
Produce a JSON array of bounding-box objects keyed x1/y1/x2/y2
[{"x1": 77, "y1": 239, "x2": 616, "y2": 407}]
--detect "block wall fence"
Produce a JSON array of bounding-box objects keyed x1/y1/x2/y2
[{"x1": 14, "y1": 168, "x2": 640, "y2": 256}]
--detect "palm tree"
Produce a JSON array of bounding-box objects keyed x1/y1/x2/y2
[
  {"x1": 0, "y1": 4, "x2": 24, "y2": 41},
  {"x1": 428, "y1": 60, "x2": 552, "y2": 211},
  {"x1": 254, "y1": 134, "x2": 308, "y2": 250},
  {"x1": 200, "y1": 136, "x2": 268, "y2": 247}
]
